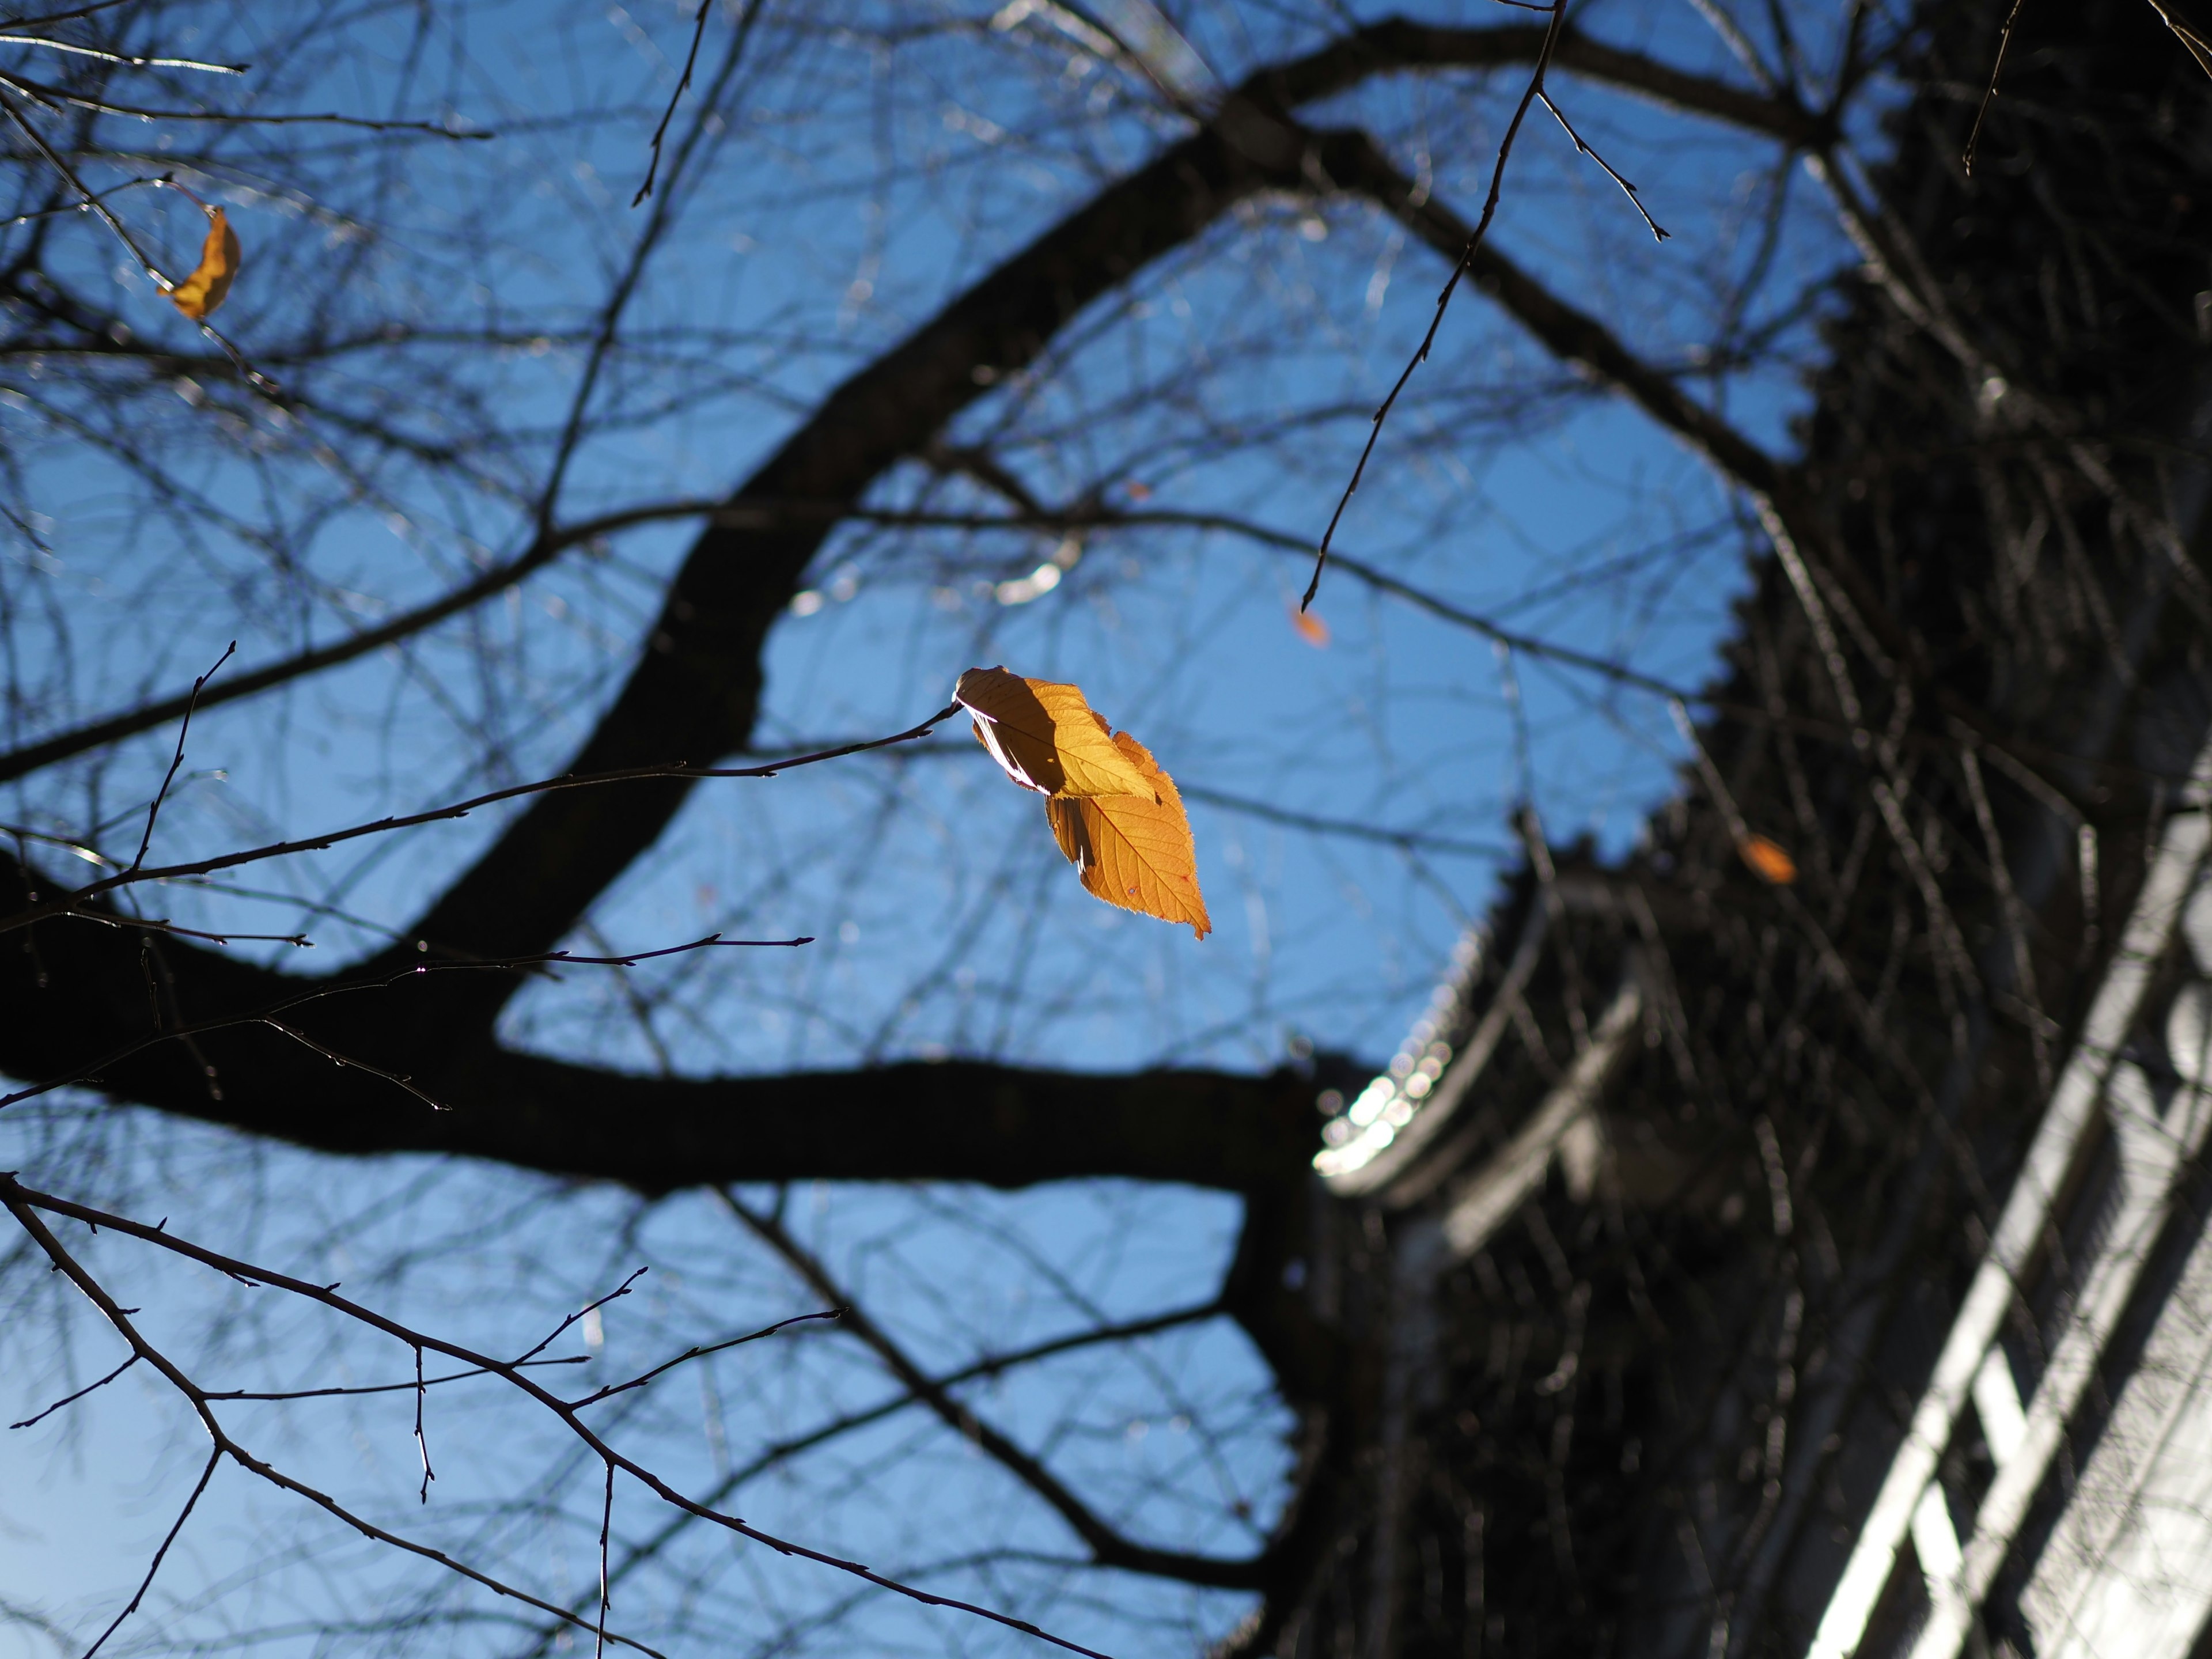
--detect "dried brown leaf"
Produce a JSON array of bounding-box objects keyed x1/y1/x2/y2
[
  {"x1": 170, "y1": 207, "x2": 241, "y2": 322},
  {"x1": 1044, "y1": 732, "x2": 1210, "y2": 939},
  {"x1": 1740, "y1": 834, "x2": 1797, "y2": 885},
  {"x1": 955, "y1": 666, "x2": 1155, "y2": 799}
]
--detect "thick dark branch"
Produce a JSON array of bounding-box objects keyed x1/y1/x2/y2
[
  {"x1": 1255, "y1": 17, "x2": 1823, "y2": 145},
  {"x1": 0, "y1": 850, "x2": 1319, "y2": 1192}
]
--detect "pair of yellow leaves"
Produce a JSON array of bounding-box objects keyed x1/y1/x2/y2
[
  {"x1": 954, "y1": 666, "x2": 1210, "y2": 939},
  {"x1": 170, "y1": 207, "x2": 240, "y2": 321}
]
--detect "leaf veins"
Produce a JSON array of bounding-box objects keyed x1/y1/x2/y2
[
  {"x1": 1045, "y1": 731, "x2": 1211, "y2": 940},
  {"x1": 955, "y1": 666, "x2": 1210, "y2": 938}
]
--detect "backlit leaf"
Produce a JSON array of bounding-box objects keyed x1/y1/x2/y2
[
  {"x1": 170, "y1": 207, "x2": 241, "y2": 321},
  {"x1": 1740, "y1": 834, "x2": 1797, "y2": 885},
  {"x1": 1044, "y1": 732, "x2": 1210, "y2": 939},
  {"x1": 955, "y1": 665, "x2": 1155, "y2": 799},
  {"x1": 1290, "y1": 606, "x2": 1330, "y2": 647}
]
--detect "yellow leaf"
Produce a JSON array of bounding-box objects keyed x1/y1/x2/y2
[
  {"x1": 170, "y1": 207, "x2": 240, "y2": 321},
  {"x1": 1044, "y1": 732, "x2": 1210, "y2": 939},
  {"x1": 1290, "y1": 606, "x2": 1330, "y2": 648},
  {"x1": 1740, "y1": 834, "x2": 1797, "y2": 885},
  {"x1": 954, "y1": 666, "x2": 1155, "y2": 799}
]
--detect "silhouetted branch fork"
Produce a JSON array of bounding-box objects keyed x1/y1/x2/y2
[
  {"x1": 725, "y1": 1190, "x2": 1271, "y2": 1590},
  {"x1": 514, "y1": 1297, "x2": 1230, "y2": 1657},
  {"x1": 1, "y1": 706, "x2": 960, "y2": 937},
  {"x1": 0, "y1": 1175, "x2": 1118, "y2": 1659},
  {"x1": 0, "y1": 1180, "x2": 674, "y2": 1659},
  {"x1": 0, "y1": 840, "x2": 1319, "y2": 1183}
]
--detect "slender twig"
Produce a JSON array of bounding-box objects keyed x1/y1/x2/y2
[
  {"x1": 2143, "y1": 0, "x2": 2212, "y2": 77},
  {"x1": 9, "y1": 1351, "x2": 137, "y2": 1428},
  {"x1": 0, "y1": 173, "x2": 163, "y2": 229},
  {"x1": 54, "y1": 911, "x2": 310, "y2": 946},
  {"x1": 0, "y1": 0, "x2": 142, "y2": 25},
  {"x1": 1536, "y1": 90, "x2": 1668, "y2": 239},
  {"x1": 204, "y1": 1354, "x2": 587, "y2": 1402},
  {"x1": 1302, "y1": 0, "x2": 1577, "y2": 611},
  {"x1": 0, "y1": 486, "x2": 1700, "y2": 785},
  {"x1": 0, "y1": 73, "x2": 488, "y2": 134},
  {"x1": 596, "y1": 1459, "x2": 616, "y2": 1659},
  {"x1": 81, "y1": 1447, "x2": 221, "y2": 1659},
  {"x1": 0, "y1": 32, "x2": 243, "y2": 71},
  {"x1": 546, "y1": 0, "x2": 761, "y2": 531},
  {"x1": 1960, "y1": 0, "x2": 2030, "y2": 176},
  {"x1": 630, "y1": 0, "x2": 715, "y2": 206},
  {"x1": 413, "y1": 1346, "x2": 435, "y2": 1502},
  {"x1": 569, "y1": 1309, "x2": 842, "y2": 1408},
  {"x1": 130, "y1": 641, "x2": 232, "y2": 874},
  {"x1": 4, "y1": 706, "x2": 960, "y2": 935},
  {"x1": 517, "y1": 1269, "x2": 649, "y2": 1366}
]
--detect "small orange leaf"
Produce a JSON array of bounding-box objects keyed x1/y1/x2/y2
[
  {"x1": 1740, "y1": 834, "x2": 1797, "y2": 885},
  {"x1": 1290, "y1": 606, "x2": 1330, "y2": 648},
  {"x1": 1044, "y1": 731, "x2": 1210, "y2": 938},
  {"x1": 169, "y1": 207, "x2": 241, "y2": 321},
  {"x1": 955, "y1": 666, "x2": 1154, "y2": 799}
]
